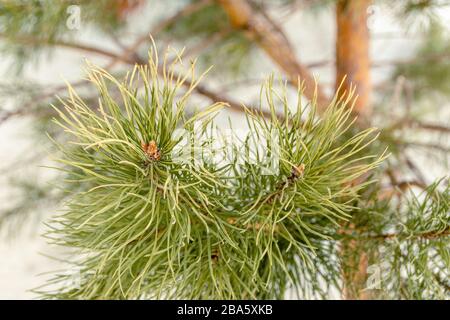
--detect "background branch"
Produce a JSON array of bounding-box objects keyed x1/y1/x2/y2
[{"x1": 218, "y1": 0, "x2": 330, "y2": 111}]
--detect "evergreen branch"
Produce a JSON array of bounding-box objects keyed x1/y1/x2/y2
[
  {"x1": 377, "y1": 180, "x2": 428, "y2": 200},
  {"x1": 404, "y1": 141, "x2": 450, "y2": 153},
  {"x1": 339, "y1": 179, "x2": 449, "y2": 299},
  {"x1": 218, "y1": 0, "x2": 330, "y2": 111},
  {"x1": 286, "y1": 51, "x2": 450, "y2": 70},
  {"x1": 412, "y1": 121, "x2": 450, "y2": 133},
  {"x1": 0, "y1": 33, "x2": 253, "y2": 122},
  {"x1": 373, "y1": 226, "x2": 450, "y2": 241},
  {"x1": 109, "y1": 0, "x2": 212, "y2": 68},
  {"x1": 346, "y1": 226, "x2": 450, "y2": 241},
  {"x1": 388, "y1": 118, "x2": 450, "y2": 134},
  {"x1": 0, "y1": 79, "x2": 91, "y2": 125},
  {"x1": 0, "y1": 33, "x2": 136, "y2": 64},
  {"x1": 40, "y1": 47, "x2": 384, "y2": 299},
  {"x1": 180, "y1": 27, "x2": 234, "y2": 61}
]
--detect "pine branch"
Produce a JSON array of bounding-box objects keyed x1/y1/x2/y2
[
  {"x1": 40, "y1": 47, "x2": 384, "y2": 299},
  {"x1": 0, "y1": 33, "x2": 251, "y2": 123},
  {"x1": 339, "y1": 179, "x2": 449, "y2": 299},
  {"x1": 218, "y1": 0, "x2": 330, "y2": 111},
  {"x1": 372, "y1": 226, "x2": 450, "y2": 241},
  {"x1": 0, "y1": 33, "x2": 136, "y2": 64},
  {"x1": 377, "y1": 180, "x2": 428, "y2": 200},
  {"x1": 109, "y1": 0, "x2": 212, "y2": 68},
  {"x1": 387, "y1": 118, "x2": 450, "y2": 134},
  {"x1": 0, "y1": 79, "x2": 91, "y2": 125}
]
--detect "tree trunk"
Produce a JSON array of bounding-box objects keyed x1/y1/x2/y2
[
  {"x1": 336, "y1": 0, "x2": 371, "y2": 120},
  {"x1": 336, "y1": 0, "x2": 372, "y2": 300}
]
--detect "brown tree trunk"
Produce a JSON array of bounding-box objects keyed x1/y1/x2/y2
[
  {"x1": 336, "y1": 0, "x2": 372, "y2": 120},
  {"x1": 336, "y1": 0, "x2": 372, "y2": 300}
]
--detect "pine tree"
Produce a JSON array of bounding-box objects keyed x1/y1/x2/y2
[{"x1": 0, "y1": 0, "x2": 448, "y2": 300}]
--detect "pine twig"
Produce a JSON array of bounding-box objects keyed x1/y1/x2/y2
[
  {"x1": 368, "y1": 226, "x2": 450, "y2": 241},
  {"x1": 218, "y1": 0, "x2": 330, "y2": 112},
  {"x1": 0, "y1": 33, "x2": 136, "y2": 64},
  {"x1": 107, "y1": 0, "x2": 212, "y2": 68},
  {"x1": 0, "y1": 33, "x2": 253, "y2": 121}
]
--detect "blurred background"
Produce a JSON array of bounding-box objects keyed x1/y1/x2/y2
[{"x1": 0, "y1": 0, "x2": 449, "y2": 299}]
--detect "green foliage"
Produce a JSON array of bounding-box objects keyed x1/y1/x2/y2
[
  {"x1": 0, "y1": 0, "x2": 447, "y2": 301},
  {"x1": 394, "y1": 22, "x2": 450, "y2": 101},
  {"x1": 0, "y1": 178, "x2": 52, "y2": 238},
  {"x1": 162, "y1": 1, "x2": 255, "y2": 77},
  {"x1": 344, "y1": 180, "x2": 450, "y2": 299},
  {"x1": 390, "y1": 0, "x2": 449, "y2": 21},
  {"x1": 0, "y1": 0, "x2": 126, "y2": 72},
  {"x1": 40, "y1": 49, "x2": 385, "y2": 299},
  {"x1": 167, "y1": 1, "x2": 228, "y2": 37}
]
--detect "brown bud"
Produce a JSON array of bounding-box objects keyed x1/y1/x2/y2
[
  {"x1": 292, "y1": 163, "x2": 305, "y2": 178},
  {"x1": 141, "y1": 140, "x2": 161, "y2": 161}
]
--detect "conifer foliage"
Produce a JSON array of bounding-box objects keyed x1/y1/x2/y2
[
  {"x1": 0, "y1": 0, "x2": 448, "y2": 301},
  {"x1": 42, "y1": 49, "x2": 385, "y2": 299}
]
